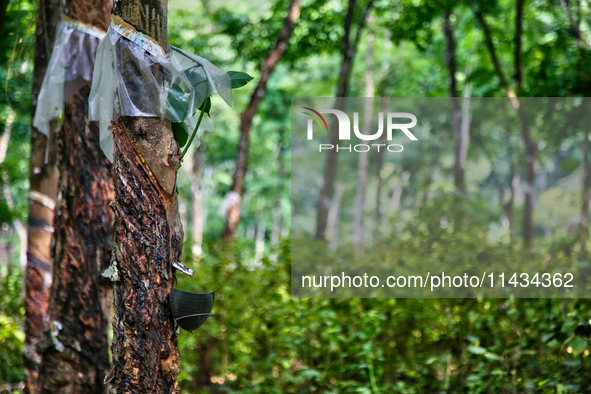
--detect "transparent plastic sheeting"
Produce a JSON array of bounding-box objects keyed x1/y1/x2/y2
[
  {"x1": 89, "y1": 15, "x2": 232, "y2": 161},
  {"x1": 33, "y1": 17, "x2": 105, "y2": 138}
]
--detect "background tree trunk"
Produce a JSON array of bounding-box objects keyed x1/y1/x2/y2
[
  {"x1": 374, "y1": 97, "x2": 388, "y2": 238},
  {"x1": 23, "y1": 0, "x2": 62, "y2": 391},
  {"x1": 37, "y1": 0, "x2": 112, "y2": 391},
  {"x1": 514, "y1": 0, "x2": 537, "y2": 247},
  {"x1": 581, "y1": 132, "x2": 590, "y2": 253},
  {"x1": 316, "y1": 0, "x2": 373, "y2": 239},
  {"x1": 520, "y1": 109, "x2": 537, "y2": 247},
  {"x1": 443, "y1": 11, "x2": 464, "y2": 192},
  {"x1": 223, "y1": 0, "x2": 301, "y2": 240},
  {"x1": 327, "y1": 184, "x2": 344, "y2": 250},
  {"x1": 191, "y1": 149, "x2": 204, "y2": 257},
  {"x1": 109, "y1": 1, "x2": 182, "y2": 392},
  {"x1": 270, "y1": 128, "x2": 285, "y2": 263},
  {"x1": 354, "y1": 28, "x2": 373, "y2": 248}
]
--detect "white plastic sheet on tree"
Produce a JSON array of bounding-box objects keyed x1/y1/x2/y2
[
  {"x1": 33, "y1": 16, "x2": 106, "y2": 138},
  {"x1": 88, "y1": 15, "x2": 233, "y2": 162}
]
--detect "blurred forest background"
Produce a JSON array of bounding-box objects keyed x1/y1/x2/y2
[{"x1": 2, "y1": 0, "x2": 591, "y2": 392}]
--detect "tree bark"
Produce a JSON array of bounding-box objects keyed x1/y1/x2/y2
[
  {"x1": 35, "y1": 1, "x2": 112, "y2": 391},
  {"x1": 223, "y1": 0, "x2": 301, "y2": 240},
  {"x1": 354, "y1": 28, "x2": 374, "y2": 248},
  {"x1": 108, "y1": 1, "x2": 182, "y2": 393},
  {"x1": 316, "y1": 0, "x2": 374, "y2": 239},
  {"x1": 23, "y1": 0, "x2": 62, "y2": 391},
  {"x1": 38, "y1": 85, "x2": 113, "y2": 394}
]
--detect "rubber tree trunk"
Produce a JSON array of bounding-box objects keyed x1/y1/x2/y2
[
  {"x1": 374, "y1": 97, "x2": 388, "y2": 238},
  {"x1": 36, "y1": 0, "x2": 113, "y2": 391},
  {"x1": 353, "y1": 29, "x2": 373, "y2": 248},
  {"x1": 270, "y1": 128, "x2": 285, "y2": 262},
  {"x1": 38, "y1": 87, "x2": 113, "y2": 394},
  {"x1": 581, "y1": 132, "x2": 590, "y2": 253},
  {"x1": 443, "y1": 11, "x2": 464, "y2": 192},
  {"x1": 223, "y1": 0, "x2": 301, "y2": 240},
  {"x1": 520, "y1": 108, "x2": 537, "y2": 247},
  {"x1": 316, "y1": 0, "x2": 373, "y2": 239},
  {"x1": 23, "y1": 0, "x2": 62, "y2": 391},
  {"x1": 514, "y1": 0, "x2": 537, "y2": 247},
  {"x1": 108, "y1": 1, "x2": 184, "y2": 392}
]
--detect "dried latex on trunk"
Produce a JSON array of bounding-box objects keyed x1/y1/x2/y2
[
  {"x1": 33, "y1": 17, "x2": 105, "y2": 138},
  {"x1": 89, "y1": 15, "x2": 232, "y2": 161}
]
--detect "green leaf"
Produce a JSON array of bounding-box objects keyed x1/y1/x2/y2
[
  {"x1": 542, "y1": 333, "x2": 554, "y2": 343},
  {"x1": 568, "y1": 337, "x2": 588, "y2": 357},
  {"x1": 228, "y1": 71, "x2": 253, "y2": 89},
  {"x1": 467, "y1": 346, "x2": 487, "y2": 355},
  {"x1": 562, "y1": 360, "x2": 581, "y2": 367},
  {"x1": 484, "y1": 352, "x2": 502, "y2": 361},
  {"x1": 199, "y1": 97, "x2": 212, "y2": 117},
  {"x1": 172, "y1": 122, "x2": 189, "y2": 148}
]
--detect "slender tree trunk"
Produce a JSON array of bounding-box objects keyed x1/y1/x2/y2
[
  {"x1": 473, "y1": 9, "x2": 516, "y2": 100},
  {"x1": 354, "y1": 29, "x2": 374, "y2": 248},
  {"x1": 23, "y1": 0, "x2": 62, "y2": 391},
  {"x1": 36, "y1": 1, "x2": 112, "y2": 391},
  {"x1": 581, "y1": 132, "x2": 590, "y2": 252},
  {"x1": 561, "y1": 0, "x2": 588, "y2": 48},
  {"x1": 443, "y1": 11, "x2": 464, "y2": 192},
  {"x1": 514, "y1": 0, "x2": 537, "y2": 246},
  {"x1": 316, "y1": 0, "x2": 374, "y2": 239},
  {"x1": 374, "y1": 97, "x2": 388, "y2": 238},
  {"x1": 223, "y1": 0, "x2": 301, "y2": 240},
  {"x1": 459, "y1": 96, "x2": 471, "y2": 175},
  {"x1": 390, "y1": 171, "x2": 409, "y2": 213},
  {"x1": 327, "y1": 184, "x2": 344, "y2": 250},
  {"x1": 254, "y1": 222, "x2": 265, "y2": 266},
  {"x1": 191, "y1": 149, "x2": 204, "y2": 257},
  {"x1": 109, "y1": 1, "x2": 182, "y2": 392},
  {"x1": 270, "y1": 129, "x2": 285, "y2": 262},
  {"x1": 520, "y1": 109, "x2": 537, "y2": 247}
]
